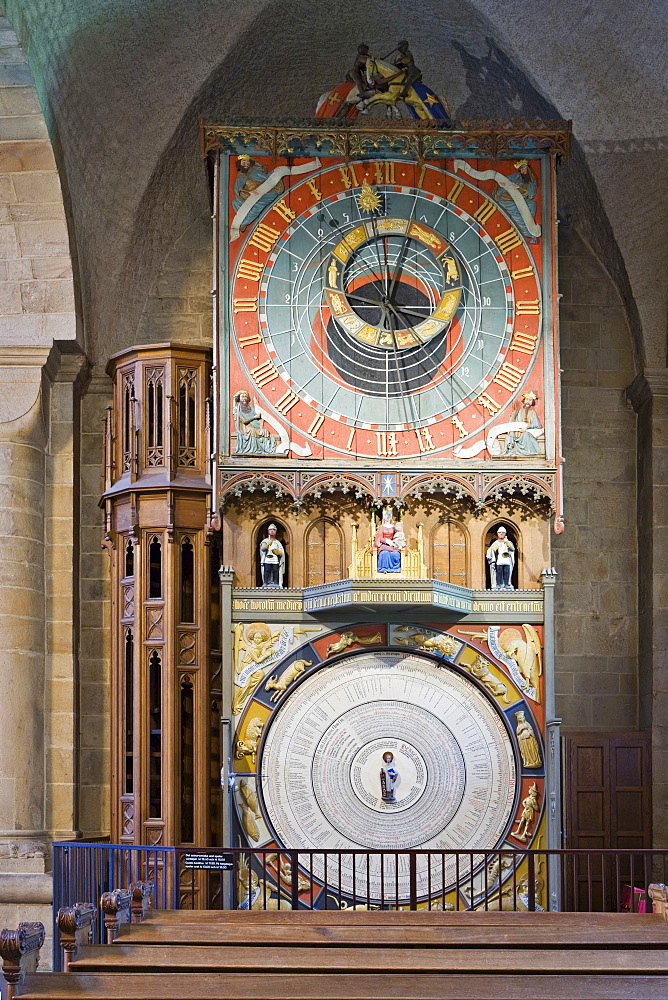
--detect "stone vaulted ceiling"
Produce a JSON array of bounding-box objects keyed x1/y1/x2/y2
[{"x1": 3, "y1": 0, "x2": 667, "y2": 368}]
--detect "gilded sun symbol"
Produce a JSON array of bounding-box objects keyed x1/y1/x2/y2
[{"x1": 357, "y1": 179, "x2": 382, "y2": 213}]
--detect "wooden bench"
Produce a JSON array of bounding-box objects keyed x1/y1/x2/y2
[
  {"x1": 66, "y1": 942, "x2": 668, "y2": 974},
  {"x1": 15, "y1": 971, "x2": 668, "y2": 1000},
  {"x1": 115, "y1": 913, "x2": 668, "y2": 948},
  {"x1": 3, "y1": 883, "x2": 668, "y2": 1000}
]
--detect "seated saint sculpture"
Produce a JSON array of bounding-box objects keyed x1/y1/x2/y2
[{"x1": 373, "y1": 508, "x2": 406, "y2": 574}]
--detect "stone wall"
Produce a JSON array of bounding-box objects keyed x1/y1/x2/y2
[
  {"x1": 553, "y1": 226, "x2": 638, "y2": 731},
  {"x1": 0, "y1": 14, "x2": 76, "y2": 954},
  {"x1": 78, "y1": 375, "x2": 111, "y2": 837},
  {"x1": 135, "y1": 215, "x2": 212, "y2": 347}
]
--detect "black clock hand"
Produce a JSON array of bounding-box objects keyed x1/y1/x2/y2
[
  {"x1": 370, "y1": 217, "x2": 387, "y2": 292},
  {"x1": 387, "y1": 225, "x2": 412, "y2": 302},
  {"x1": 387, "y1": 301, "x2": 425, "y2": 343},
  {"x1": 346, "y1": 291, "x2": 385, "y2": 307},
  {"x1": 392, "y1": 305, "x2": 433, "y2": 323}
]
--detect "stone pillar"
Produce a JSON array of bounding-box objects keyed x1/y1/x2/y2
[
  {"x1": 44, "y1": 346, "x2": 88, "y2": 841},
  {"x1": 219, "y1": 564, "x2": 234, "y2": 906},
  {"x1": 541, "y1": 567, "x2": 562, "y2": 908},
  {"x1": 627, "y1": 369, "x2": 668, "y2": 847},
  {"x1": 0, "y1": 347, "x2": 51, "y2": 937}
]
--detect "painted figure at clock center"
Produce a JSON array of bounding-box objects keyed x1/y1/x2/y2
[
  {"x1": 374, "y1": 507, "x2": 406, "y2": 573},
  {"x1": 486, "y1": 526, "x2": 515, "y2": 590},
  {"x1": 260, "y1": 523, "x2": 285, "y2": 588},
  {"x1": 380, "y1": 751, "x2": 401, "y2": 803}
]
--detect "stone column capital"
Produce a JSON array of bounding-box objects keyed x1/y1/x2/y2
[{"x1": 626, "y1": 368, "x2": 668, "y2": 412}]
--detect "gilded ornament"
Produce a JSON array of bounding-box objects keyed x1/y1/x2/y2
[
  {"x1": 265, "y1": 659, "x2": 312, "y2": 702},
  {"x1": 239, "y1": 779, "x2": 262, "y2": 842},
  {"x1": 235, "y1": 717, "x2": 264, "y2": 767},
  {"x1": 234, "y1": 621, "x2": 283, "y2": 672},
  {"x1": 463, "y1": 654, "x2": 510, "y2": 703},
  {"x1": 513, "y1": 782, "x2": 540, "y2": 842},
  {"x1": 395, "y1": 630, "x2": 457, "y2": 658},
  {"x1": 498, "y1": 624, "x2": 542, "y2": 702},
  {"x1": 356, "y1": 179, "x2": 381, "y2": 213},
  {"x1": 236, "y1": 856, "x2": 291, "y2": 911},
  {"x1": 515, "y1": 710, "x2": 542, "y2": 768},
  {"x1": 232, "y1": 669, "x2": 265, "y2": 716},
  {"x1": 326, "y1": 631, "x2": 383, "y2": 657}
]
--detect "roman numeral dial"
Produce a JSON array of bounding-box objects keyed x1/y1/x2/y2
[{"x1": 227, "y1": 157, "x2": 544, "y2": 460}]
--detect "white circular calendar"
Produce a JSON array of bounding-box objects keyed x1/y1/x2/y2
[{"x1": 259, "y1": 651, "x2": 518, "y2": 899}]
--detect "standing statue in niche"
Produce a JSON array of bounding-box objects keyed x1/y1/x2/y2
[
  {"x1": 260, "y1": 524, "x2": 285, "y2": 588},
  {"x1": 486, "y1": 526, "x2": 515, "y2": 590},
  {"x1": 380, "y1": 752, "x2": 400, "y2": 803},
  {"x1": 373, "y1": 508, "x2": 406, "y2": 574}
]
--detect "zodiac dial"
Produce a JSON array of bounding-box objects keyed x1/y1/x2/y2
[{"x1": 229, "y1": 158, "x2": 543, "y2": 459}]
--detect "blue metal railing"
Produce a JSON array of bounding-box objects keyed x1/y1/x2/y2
[{"x1": 50, "y1": 842, "x2": 668, "y2": 969}]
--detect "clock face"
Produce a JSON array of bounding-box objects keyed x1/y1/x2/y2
[
  {"x1": 227, "y1": 157, "x2": 544, "y2": 460},
  {"x1": 258, "y1": 650, "x2": 518, "y2": 900}
]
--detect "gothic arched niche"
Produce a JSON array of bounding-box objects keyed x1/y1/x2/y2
[
  {"x1": 305, "y1": 518, "x2": 343, "y2": 588},
  {"x1": 254, "y1": 518, "x2": 290, "y2": 588},
  {"x1": 430, "y1": 521, "x2": 468, "y2": 588},
  {"x1": 484, "y1": 521, "x2": 520, "y2": 591}
]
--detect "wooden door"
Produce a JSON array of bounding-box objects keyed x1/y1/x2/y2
[
  {"x1": 563, "y1": 733, "x2": 651, "y2": 910},
  {"x1": 432, "y1": 522, "x2": 467, "y2": 586},
  {"x1": 306, "y1": 520, "x2": 342, "y2": 587}
]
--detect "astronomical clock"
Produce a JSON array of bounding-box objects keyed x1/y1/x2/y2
[{"x1": 93, "y1": 46, "x2": 573, "y2": 913}]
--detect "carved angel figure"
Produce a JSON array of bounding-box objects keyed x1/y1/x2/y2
[
  {"x1": 326, "y1": 631, "x2": 383, "y2": 657},
  {"x1": 232, "y1": 668, "x2": 265, "y2": 716},
  {"x1": 235, "y1": 622, "x2": 282, "y2": 672},
  {"x1": 498, "y1": 624, "x2": 542, "y2": 701}
]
